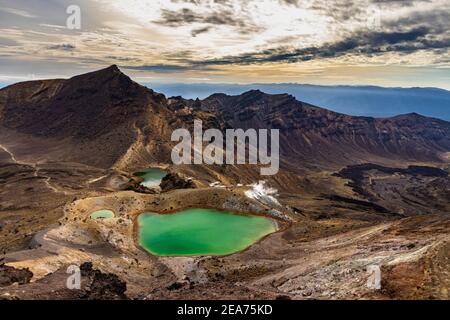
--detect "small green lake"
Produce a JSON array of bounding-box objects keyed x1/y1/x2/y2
[
  {"x1": 134, "y1": 168, "x2": 167, "y2": 188},
  {"x1": 138, "y1": 208, "x2": 277, "y2": 257},
  {"x1": 90, "y1": 210, "x2": 115, "y2": 219}
]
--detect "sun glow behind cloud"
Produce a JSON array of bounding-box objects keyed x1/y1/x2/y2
[{"x1": 101, "y1": 0, "x2": 335, "y2": 57}]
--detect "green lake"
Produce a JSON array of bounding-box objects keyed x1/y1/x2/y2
[
  {"x1": 135, "y1": 168, "x2": 167, "y2": 188},
  {"x1": 138, "y1": 208, "x2": 277, "y2": 257},
  {"x1": 90, "y1": 210, "x2": 115, "y2": 219}
]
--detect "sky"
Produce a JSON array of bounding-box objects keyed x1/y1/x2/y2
[{"x1": 0, "y1": 0, "x2": 449, "y2": 89}]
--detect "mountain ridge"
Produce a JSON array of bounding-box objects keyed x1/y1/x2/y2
[
  {"x1": 0, "y1": 66, "x2": 449, "y2": 173},
  {"x1": 147, "y1": 82, "x2": 450, "y2": 120}
]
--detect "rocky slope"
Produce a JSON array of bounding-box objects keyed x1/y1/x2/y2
[
  {"x1": 200, "y1": 90, "x2": 450, "y2": 170},
  {"x1": 0, "y1": 66, "x2": 218, "y2": 170}
]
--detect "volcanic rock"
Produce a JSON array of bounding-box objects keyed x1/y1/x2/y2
[
  {"x1": 160, "y1": 173, "x2": 196, "y2": 192},
  {"x1": 0, "y1": 264, "x2": 33, "y2": 287}
]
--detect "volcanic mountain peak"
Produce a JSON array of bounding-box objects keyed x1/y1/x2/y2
[
  {"x1": 0, "y1": 65, "x2": 168, "y2": 141},
  {"x1": 389, "y1": 112, "x2": 440, "y2": 122},
  {"x1": 0, "y1": 65, "x2": 123, "y2": 95},
  {"x1": 241, "y1": 89, "x2": 264, "y2": 97},
  {"x1": 207, "y1": 89, "x2": 295, "y2": 102},
  {"x1": 83, "y1": 64, "x2": 120, "y2": 75},
  {"x1": 201, "y1": 89, "x2": 302, "y2": 120},
  {"x1": 66, "y1": 64, "x2": 143, "y2": 93},
  {"x1": 79, "y1": 64, "x2": 121, "y2": 76},
  {"x1": 106, "y1": 64, "x2": 120, "y2": 72}
]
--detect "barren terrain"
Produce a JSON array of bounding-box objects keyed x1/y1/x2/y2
[{"x1": 0, "y1": 66, "x2": 448, "y2": 300}]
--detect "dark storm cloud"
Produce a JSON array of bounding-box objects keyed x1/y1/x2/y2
[
  {"x1": 122, "y1": 22, "x2": 448, "y2": 73},
  {"x1": 156, "y1": 8, "x2": 234, "y2": 26},
  {"x1": 191, "y1": 26, "x2": 212, "y2": 37},
  {"x1": 309, "y1": 0, "x2": 364, "y2": 21},
  {"x1": 123, "y1": 64, "x2": 192, "y2": 73},
  {"x1": 46, "y1": 44, "x2": 76, "y2": 51},
  {"x1": 104, "y1": 56, "x2": 137, "y2": 62},
  {"x1": 279, "y1": 0, "x2": 300, "y2": 5},
  {"x1": 370, "y1": 0, "x2": 431, "y2": 6},
  {"x1": 170, "y1": 0, "x2": 234, "y2": 6},
  {"x1": 384, "y1": 8, "x2": 450, "y2": 33},
  {"x1": 154, "y1": 7, "x2": 262, "y2": 35},
  {"x1": 309, "y1": 0, "x2": 435, "y2": 24},
  {"x1": 185, "y1": 26, "x2": 449, "y2": 66},
  {"x1": 122, "y1": 63, "x2": 218, "y2": 73}
]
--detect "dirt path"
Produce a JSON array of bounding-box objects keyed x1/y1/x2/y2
[
  {"x1": 0, "y1": 143, "x2": 68, "y2": 194},
  {"x1": 0, "y1": 144, "x2": 19, "y2": 163},
  {"x1": 87, "y1": 175, "x2": 108, "y2": 185}
]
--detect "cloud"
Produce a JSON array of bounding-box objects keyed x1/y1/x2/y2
[
  {"x1": 0, "y1": 37, "x2": 18, "y2": 46},
  {"x1": 39, "y1": 24, "x2": 67, "y2": 29},
  {"x1": 187, "y1": 26, "x2": 448, "y2": 66},
  {"x1": 0, "y1": 0, "x2": 448, "y2": 88},
  {"x1": 191, "y1": 26, "x2": 212, "y2": 37},
  {"x1": 279, "y1": 0, "x2": 300, "y2": 6},
  {"x1": 123, "y1": 64, "x2": 195, "y2": 73},
  {"x1": 46, "y1": 44, "x2": 76, "y2": 51},
  {"x1": 156, "y1": 8, "x2": 237, "y2": 26},
  {"x1": 122, "y1": 62, "x2": 220, "y2": 73},
  {"x1": 384, "y1": 7, "x2": 450, "y2": 33},
  {"x1": 0, "y1": 6, "x2": 37, "y2": 18},
  {"x1": 104, "y1": 56, "x2": 137, "y2": 62},
  {"x1": 154, "y1": 7, "x2": 262, "y2": 35}
]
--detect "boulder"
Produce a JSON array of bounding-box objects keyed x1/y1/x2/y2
[
  {"x1": 160, "y1": 173, "x2": 196, "y2": 192},
  {"x1": 0, "y1": 264, "x2": 33, "y2": 287}
]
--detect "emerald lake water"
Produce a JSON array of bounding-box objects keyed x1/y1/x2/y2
[
  {"x1": 90, "y1": 210, "x2": 115, "y2": 219},
  {"x1": 135, "y1": 168, "x2": 167, "y2": 188},
  {"x1": 138, "y1": 208, "x2": 277, "y2": 257}
]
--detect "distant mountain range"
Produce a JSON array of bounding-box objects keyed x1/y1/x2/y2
[{"x1": 146, "y1": 83, "x2": 450, "y2": 121}]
